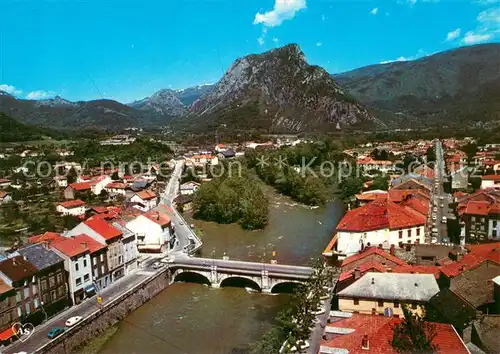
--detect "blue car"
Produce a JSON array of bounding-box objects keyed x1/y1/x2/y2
[{"x1": 47, "y1": 327, "x2": 65, "y2": 339}]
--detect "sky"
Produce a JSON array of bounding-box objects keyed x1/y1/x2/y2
[{"x1": 1, "y1": 0, "x2": 499, "y2": 103}]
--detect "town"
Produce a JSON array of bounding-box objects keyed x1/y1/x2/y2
[{"x1": 0, "y1": 132, "x2": 499, "y2": 353}]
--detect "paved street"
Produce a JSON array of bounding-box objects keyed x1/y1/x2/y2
[
  {"x1": 3, "y1": 263, "x2": 163, "y2": 354},
  {"x1": 161, "y1": 160, "x2": 202, "y2": 255},
  {"x1": 431, "y1": 140, "x2": 453, "y2": 243}
]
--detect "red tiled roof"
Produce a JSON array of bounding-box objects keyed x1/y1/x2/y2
[
  {"x1": 71, "y1": 234, "x2": 106, "y2": 253},
  {"x1": 106, "y1": 182, "x2": 128, "y2": 189},
  {"x1": 0, "y1": 191, "x2": 9, "y2": 198},
  {"x1": 440, "y1": 253, "x2": 486, "y2": 277},
  {"x1": 339, "y1": 261, "x2": 387, "y2": 281},
  {"x1": 52, "y1": 237, "x2": 89, "y2": 257},
  {"x1": 336, "y1": 199, "x2": 426, "y2": 232},
  {"x1": 466, "y1": 242, "x2": 500, "y2": 264},
  {"x1": 28, "y1": 232, "x2": 65, "y2": 244},
  {"x1": 320, "y1": 313, "x2": 469, "y2": 354},
  {"x1": 355, "y1": 192, "x2": 387, "y2": 201},
  {"x1": 393, "y1": 265, "x2": 441, "y2": 279},
  {"x1": 84, "y1": 217, "x2": 122, "y2": 240},
  {"x1": 465, "y1": 200, "x2": 491, "y2": 216},
  {"x1": 341, "y1": 247, "x2": 407, "y2": 268},
  {"x1": 0, "y1": 327, "x2": 16, "y2": 341},
  {"x1": 91, "y1": 206, "x2": 108, "y2": 214},
  {"x1": 58, "y1": 200, "x2": 86, "y2": 209},
  {"x1": 0, "y1": 179, "x2": 10, "y2": 184},
  {"x1": 68, "y1": 181, "x2": 92, "y2": 191},
  {"x1": 136, "y1": 190, "x2": 157, "y2": 200},
  {"x1": 143, "y1": 209, "x2": 171, "y2": 226},
  {"x1": 482, "y1": 174, "x2": 500, "y2": 181}
]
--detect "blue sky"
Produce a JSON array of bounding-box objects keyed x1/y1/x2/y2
[{"x1": 1, "y1": 0, "x2": 499, "y2": 103}]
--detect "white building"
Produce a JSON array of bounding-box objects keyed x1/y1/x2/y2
[
  {"x1": 53, "y1": 176, "x2": 68, "y2": 188},
  {"x1": 130, "y1": 190, "x2": 158, "y2": 212},
  {"x1": 180, "y1": 181, "x2": 200, "y2": 195},
  {"x1": 65, "y1": 218, "x2": 125, "y2": 282},
  {"x1": 113, "y1": 221, "x2": 138, "y2": 275},
  {"x1": 56, "y1": 200, "x2": 86, "y2": 216},
  {"x1": 481, "y1": 175, "x2": 500, "y2": 189},
  {"x1": 0, "y1": 191, "x2": 12, "y2": 204},
  {"x1": 90, "y1": 175, "x2": 112, "y2": 195},
  {"x1": 331, "y1": 198, "x2": 426, "y2": 260},
  {"x1": 126, "y1": 205, "x2": 173, "y2": 253},
  {"x1": 105, "y1": 182, "x2": 128, "y2": 196},
  {"x1": 52, "y1": 238, "x2": 93, "y2": 304}
]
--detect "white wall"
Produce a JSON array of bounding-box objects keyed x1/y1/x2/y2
[
  {"x1": 126, "y1": 215, "x2": 170, "y2": 251},
  {"x1": 56, "y1": 205, "x2": 86, "y2": 216}
]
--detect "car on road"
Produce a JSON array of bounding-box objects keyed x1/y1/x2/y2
[
  {"x1": 432, "y1": 215, "x2": 437, "y2": 220},
  {"x1": 439, "y1": 196, "x2": 445, "y2": 200},
  {"x1": 152, "y1": 261, "x2": 163, "y2": 269},
  {"x1": 65, "y1": 316, "x2": 82, "y2": 327},
  {"x1": 47, "y1": 327, "x2": 65, "y2": 339},
  {"x1": 441, "y1": 216, "x2": 447, "y2": 224},
  {"x1": 440, "y1": 204, "x2": 444, "y2": 208},
  {"x1": 433, "y1": 207, "x2": 437, "y2": 212},
  {"x1": 164, "y1": 257, "x2": 175, "y2": 263},
  {"x1": 179, "y1": 221, "x2": 184, "y2": 225}
]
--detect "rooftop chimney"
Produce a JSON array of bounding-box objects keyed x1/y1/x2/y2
[
  {"x1": 361, "y1": 335, "x2": 370, "y2": 350},
  {"x1": 354, "y1": 267, "x2": 361, "y2": 280},
  {"x1": 156, "y1": 212, "x2": 160, "y2": 221},
  {"x1": 389, "y1": 244, "x2": 395, "y2": 256}
]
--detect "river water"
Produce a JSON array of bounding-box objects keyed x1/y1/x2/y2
[{"x1": 96, "y1": 193, "x2": 345, "y2": 354}]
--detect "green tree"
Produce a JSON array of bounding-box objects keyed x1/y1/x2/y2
[
  {"x1": 391, "y1": 305, "x2": 438, "y2": 354},
  {"x1": 67, "y1": 167, "x2": 78, "y2": 184},
  {"x1": 462, "y1": 143, "x2": 478, "y2": 164},
  {"x1": 426, "y1": 146, "x2": 436, "y2": 163},
  {"x1": 371, "y1": 175, "x2": 389, "y2": 191},
  {"x1": 339, "y1": 177, "x2": 364, "y2": 200}
]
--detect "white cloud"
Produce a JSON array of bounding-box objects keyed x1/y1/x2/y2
[
  {"x1": 316, "y1": 42, "x2": 322, "y2": 47},
  {"x1": 380, "y1": 49, "x2": 428, "y2": 64},
  {"x1": 26, "y1": 90, "x2": 55, "y2": 100},
  {"x1": 445, "y1": 28, "x2": 461, "y2": 41},
  {"x1": 475, "y1": 0, "x2": 500, "y2": 5},
  {"x1": 478, "y1": 8, "x2": 500, "y2": 24},
  {"x1": 272, "y1": 37, "x2": 279, "y2": 43},
  {"x1": 0, "y1": 84, "x2": 22, "y2": 96},
  {"x1": 257, "y1": 37, "x2": 265, "y2": 46},
  {"x1": 462, "y1": 31, "x2": 493, "y2": 44},
  {"x1": 254, "y1": 0, "x2": 306, "y2": 27},
  {"x1": 370, "y1": 7, "x2": 379, "y2": 15},
  {"x1": 321, "y1": 14, "x2": 327, "y2": 22}
]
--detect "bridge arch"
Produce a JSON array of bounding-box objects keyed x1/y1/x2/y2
[
  {"x1": 173, "y1": 270, "x2": 211, "y2": 286},
  {"x1": 270, "y1": 280, "x2": 303, "y2": 294},
  {"x1": 219, "y1": 276, "x2": 262, "y2": 292}
]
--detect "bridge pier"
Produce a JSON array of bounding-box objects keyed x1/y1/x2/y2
[
  {"x1": 261, "y1": 269, "x2": 270, "y2": 292},
  {"x1": 211, "y1": 265, "x2": 218, "y2": 286}
]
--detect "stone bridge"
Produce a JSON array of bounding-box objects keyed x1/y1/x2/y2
[{"x1": 167, "y1": 257, "x2": 313, "y2": 293}]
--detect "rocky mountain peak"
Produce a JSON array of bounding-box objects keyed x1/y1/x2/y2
[
  {"x1": 130, "y1": 88, "x2": 186, "y2": 117},
  {"x1": 186, "y1": 43, "x2": 374, "y2": 132}
]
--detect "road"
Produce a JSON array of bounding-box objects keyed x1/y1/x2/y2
[
  {"x1": 3, "y1": 260, "x2": 165, "y2": 354},
  {"x1": 430, "y1": 140, "x2": 453, "y2": 243},
  {"x1": 169, "y1": 255, "x2": 313, "y2": 278},
  {"x1": 161, "y1": 160, "x2": 202, "y2": 255}
]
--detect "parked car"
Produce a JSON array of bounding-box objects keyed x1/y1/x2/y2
[
  {"x1": 440, "y1": 204, "x2": 444, "y2": 208},
  {"x1": 65, "y1": 316, "x2": 82, "y2": 327},
  {"x1": 47, "y1": 327, "x2": 65, "y2": 339},
  {"x1": 441, "y1": 216, "x2": 447, "y2": 224},
  {"x1": 433, "y1": 207, "x2": 437, "y2": 212},
  {"x1": 152, "y1": 261, "x2": 163, "y2": 269},
  {"x1": 432, "y1": 215, "x2": 437, "y2": 220}
]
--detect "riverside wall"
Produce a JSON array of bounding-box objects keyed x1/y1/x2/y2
[{"x1": 36, "y1": 269, "x2": 171, "y2": 354}]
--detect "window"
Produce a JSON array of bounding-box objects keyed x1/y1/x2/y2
[
  {"x1": 399, "y1": 230, "x2": 403, "y2": 239},
  {"x1": 23, "y1": 287, "x2": 29, "y2": 299},
  {"x1": 472, "y1": 216, "x2": 476, "y2": 222},
  {"x1": 398, "y1": 242, "x2": 403, "y2": 248},
  {"x1": 84, "y1": 274, "x2": 90, "y2": 282},
  {"x1": 101, "y1": 265, "x2": 105, "y2": 274},
  {"x1": 415, "y1": 239, "x2": 420, "y2": 244},
  {"x1": 42, "y1": 293, "x2": 49, "y2": 304},
  {"x1": 411, "y1": 303, "x2": 417, "y2": 309},
  {"x1": 377, "y1": 300, "x2": 384, "y2": 307},
  {"x1": 416, "y1": 227, "x2": 420, "y2": 236},
  {"x1": 118, "y1": 256, "x2": 122, "y2": 264},
  {"x1": 49, "y1": 276, "x2": 55, "y2": 288},
  {"x1": 93, "y1": 257, "x2": 96, "y2": 266},
  {"x1": 56, "y1": 272, "x2": 63, "y2": 284},
  {"x1": 75, "y1": 262, "x2": 79, "y2": 272},
  {"x1": 100, "y1": 253, "x2": 104, "y2": 262},
  {"x1": 34, "y1": 298, "x2": 39, "y2": 309},
  {"x1": 16, "y1": 292, "x2": 22, "y2": 303},
  {"x1": 51, "y1": 290, "x2": 56, "y2": 301},
  {"x1": 41, "y1": 279, "x2": 48, "y2": 292},
  {"x1": 32, "y1": 276, "x2": 36, "y2": 284},
  {"x1": 394, "y1": 301, "x2": 400, "y2": 308},
  {"x1": 32, "y1": 284, "x2": 37, "y2": 295},
  {"x1": 407, "y1": 229, "x2": 412, "y2": 238},
  {"x1": 83, "y1": 259, "x2": 87, "y2": 267},
  {"x1": 17, "y1": 306, "x2": 22, "y2": 317},
  {"x1": 76, "y1": 277, "x2": 82, "y2": 286},
  {"x1": 25, "y1": 302, "x2": 31, "y2": 314},
  {"x1": 353, "y1": 299, "x2": 359, "y2": 305}
]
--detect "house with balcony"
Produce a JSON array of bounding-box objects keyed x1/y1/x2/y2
[
  {"x1": 51, "y1": 238, "x2": 93, "y2": 304},
  {"x1": 65, "y1": 218, "x2": 125, "y2": 282},
  {"x1": 112, "y1": 221, "x2": 138, "y2": 275},
  {"x1": 69, "y1": 234, "x2": 109, "y2": 291},
  {"x1": 130, "y1": 190, "x2": 158, "y2": 212},
  {"x1": 0, "y1": 256, "x2": 40, "y2": 324},
  {"x1": 56, "y1": 200, "x2": 86, "y2": 217},
  {"x1": 337, "y1": 272, "x2": 439, "y2": 317},
  {"x1": 15, "y1": 244, "x2": 68, "y2": 317},
  {"x1": 126, "y1": 205, "x2": 173, "y2": 253}
]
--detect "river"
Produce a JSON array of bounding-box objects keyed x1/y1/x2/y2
[{"x1": 91, "y1": 193, "x2": 345, "y2": 354}]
